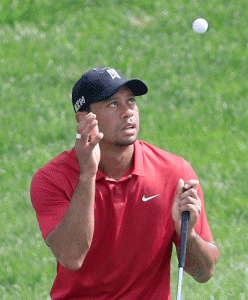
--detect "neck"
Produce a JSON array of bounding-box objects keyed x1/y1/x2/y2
[{"x1": 99, "y1": 143, "x2": 135, "y2": 181}]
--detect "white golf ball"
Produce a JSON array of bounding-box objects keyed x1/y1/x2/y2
[{"x1": 192, "y1": 18, "x2": 208, "y2": 34}]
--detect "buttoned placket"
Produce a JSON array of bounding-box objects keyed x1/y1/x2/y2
[{"x1": 104, "y1": 174, "x2": 133, "y2": 203}]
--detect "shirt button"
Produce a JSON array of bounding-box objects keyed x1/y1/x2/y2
[{"x1": 128, "y1": 175, "x2": 132, "y2": 179}]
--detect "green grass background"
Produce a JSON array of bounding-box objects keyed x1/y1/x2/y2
[{"x1": 1, "y1": 0, "x2": 247, "y2": 299}]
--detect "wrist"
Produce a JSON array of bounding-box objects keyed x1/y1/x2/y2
[
  {"x1": 187, "y1": 228, "x2": 197, "y2": 243},
  {"x1": 78, "y1": 173, "x2": 97, "y2": 181}
]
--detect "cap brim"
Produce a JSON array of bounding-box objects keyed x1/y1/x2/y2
[
  {"x1": 125, "y1": 79, "x2": 148, "y2": 96},
  {"x1": 104, "y1": 79, "x2": 148, "y2": 101}
]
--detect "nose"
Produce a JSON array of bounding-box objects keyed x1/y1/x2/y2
[{"x1": 120, "y1": 103, "x2": 133, "y2": 119}]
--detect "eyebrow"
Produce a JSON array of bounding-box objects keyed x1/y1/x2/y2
[{"x1": 104, "y1": 92, "x2": 135, "y2": 102}]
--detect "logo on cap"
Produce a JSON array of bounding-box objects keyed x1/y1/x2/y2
[
  {"x1": 106, "y1": 68, "x2": 121, "y2": 80},
  {"x1": 74, "y1": 96, "x2": 86, "y2": 112}
]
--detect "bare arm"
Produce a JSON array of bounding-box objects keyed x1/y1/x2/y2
[
  {"x1": 46, "y1": 174, "x2": 96, "y2": 271},
  {"x1": 176, "y1": 233, "x2": 220, "y2": 282},
  {"x1": 172, "y1": 179, "x2": 220, "y2": 282},
  {"x1": 46, "y1": 112, "x2": 103, "y2": 271}
]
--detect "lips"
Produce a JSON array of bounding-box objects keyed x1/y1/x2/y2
[{"x1": 121, "y1": 122, "x2": 136, "y2": 131}]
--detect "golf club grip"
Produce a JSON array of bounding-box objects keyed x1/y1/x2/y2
[{"x1": 178, "y1": 210, "x2": 190, "y2": 268}]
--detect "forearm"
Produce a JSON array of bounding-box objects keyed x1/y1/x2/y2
[
  {"x1": 46, "y1": 174, "x2": 96, "y2": 271},
  {"x1": 183, "y1": 230, "x2": 220, "y2": 283}
]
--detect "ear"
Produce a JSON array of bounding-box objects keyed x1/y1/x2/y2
[{"x1": 75, "y1": 111, "x2": 88, "y2": 123}]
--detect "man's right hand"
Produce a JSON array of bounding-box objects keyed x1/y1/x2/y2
[{"x1": 75, "y1": 112, "x2": 104, "y2": 177}]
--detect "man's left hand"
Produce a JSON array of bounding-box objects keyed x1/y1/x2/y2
[{"x1": 172, "y1": 178, "x2": 202, "y2": 239}]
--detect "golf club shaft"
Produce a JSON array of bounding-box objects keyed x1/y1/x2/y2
[
  {"x1": 176, "y1": 267, "x2": 184, "y2": 300},
  {"x1": 176, "y1": 186, "x2": 190, "y2": 300}
]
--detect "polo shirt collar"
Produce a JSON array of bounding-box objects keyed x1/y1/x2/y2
[{"x1": 96, "y1": 140, "x2": 145, "y2": 180}]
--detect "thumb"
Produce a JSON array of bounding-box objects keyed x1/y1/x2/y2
[
  {"x1": 172, "y1": 178, "x2": 185, "y2": 228},
  {"x1": 176, "y1": 178, "x2": 185, "y2": 197}
]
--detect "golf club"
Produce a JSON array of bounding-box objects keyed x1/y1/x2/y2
[{"x1": 176, "y1": 187, "x2": 190, "y2": 300}]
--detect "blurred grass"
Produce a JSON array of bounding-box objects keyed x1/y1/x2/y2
[{"x1": 1, "y1": 0, "x2": 248, "y2": 299}]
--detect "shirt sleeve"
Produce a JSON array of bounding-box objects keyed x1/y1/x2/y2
[
  {"x1": 173, "y1": 158, "x2": 213, "y2": 247},
  {"x1": 30, "y1": 168, "x2": 70, "y2": 240}
]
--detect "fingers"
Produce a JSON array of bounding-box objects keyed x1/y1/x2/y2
[
  {"x1": 75, "y1": 113, "x2": 103, "y2": 176},
  {"x1": 184, "y1": 179, "x2": 199, "y2": 191},
  {"x1": 172, "y1": 178, "x2": 202, "y2": 236},
  {"x1": 83, "y1": 120, "x2": 98, "y2": 139},
  {"x1": 90, "y1": 119, "x2": 99, "y2": 140},
  {"x1": 88, "y1": 132, "x2": 104, "y2": 148},
  {"x1": 175, "y1": 178, "x2": 197, "y2": 200},
  {"x1": 178, "y1": 178, "x2": 201, "y2": 212},
  {"x1": 179, "y1": 195, "x2": 201, "y2": 211},
  {"x1": 76, "y1": 112, "x2": 103, "y2": 145},
  {"x1": 179, "y1": 186, "x2": 202, "y2": 214},
  {"x1": 77, "y1": 113, "x2": 96, "y2": 139}
]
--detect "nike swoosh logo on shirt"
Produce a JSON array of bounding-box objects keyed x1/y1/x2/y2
[{"x1": 142, "y1": 194, "x2": 160, "y2": 202}]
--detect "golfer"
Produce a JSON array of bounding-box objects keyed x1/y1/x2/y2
[{"x1": 31, "y1": 66, "x2": 220, "y2": 300}]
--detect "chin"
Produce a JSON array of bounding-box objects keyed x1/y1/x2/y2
[{"x1": 115, "y1": 137, "x2": 137, "y2": 147}]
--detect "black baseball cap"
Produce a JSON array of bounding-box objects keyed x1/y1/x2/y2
[{"x1": 72, "y1": 66, "x2": 148, "y2": 112}]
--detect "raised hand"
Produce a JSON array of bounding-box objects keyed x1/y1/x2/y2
[{"x1": 75, "y1": 112, "x2": 104, "y2": 177}]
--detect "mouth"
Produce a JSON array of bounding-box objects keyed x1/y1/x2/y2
[
  {"x1": 121, "y1": 122, "x2": 137, "y2": 135},
  {"x1": 121, "y1": 122, "x2": 136, "y2": 130}
]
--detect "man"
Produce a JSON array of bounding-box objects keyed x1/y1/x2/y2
[{"x1": 31, "y1": 66, "x2": 220, "y2": 300}]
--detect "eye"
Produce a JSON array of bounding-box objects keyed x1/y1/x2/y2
[
  {"x1": 109, "y1": 101, "x2": 117, "y2": 107},
  {"x1": 128, "y1": 98, "x2": 136, "y2": 104}
]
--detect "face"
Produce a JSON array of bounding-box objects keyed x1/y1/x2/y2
[{"x1": 89, "y1": 86, "x2": 140, "y2": 147}]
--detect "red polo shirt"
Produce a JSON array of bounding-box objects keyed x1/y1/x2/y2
[{"x1": 30, "y1": 140, "x2": 213, "y2": 300}]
